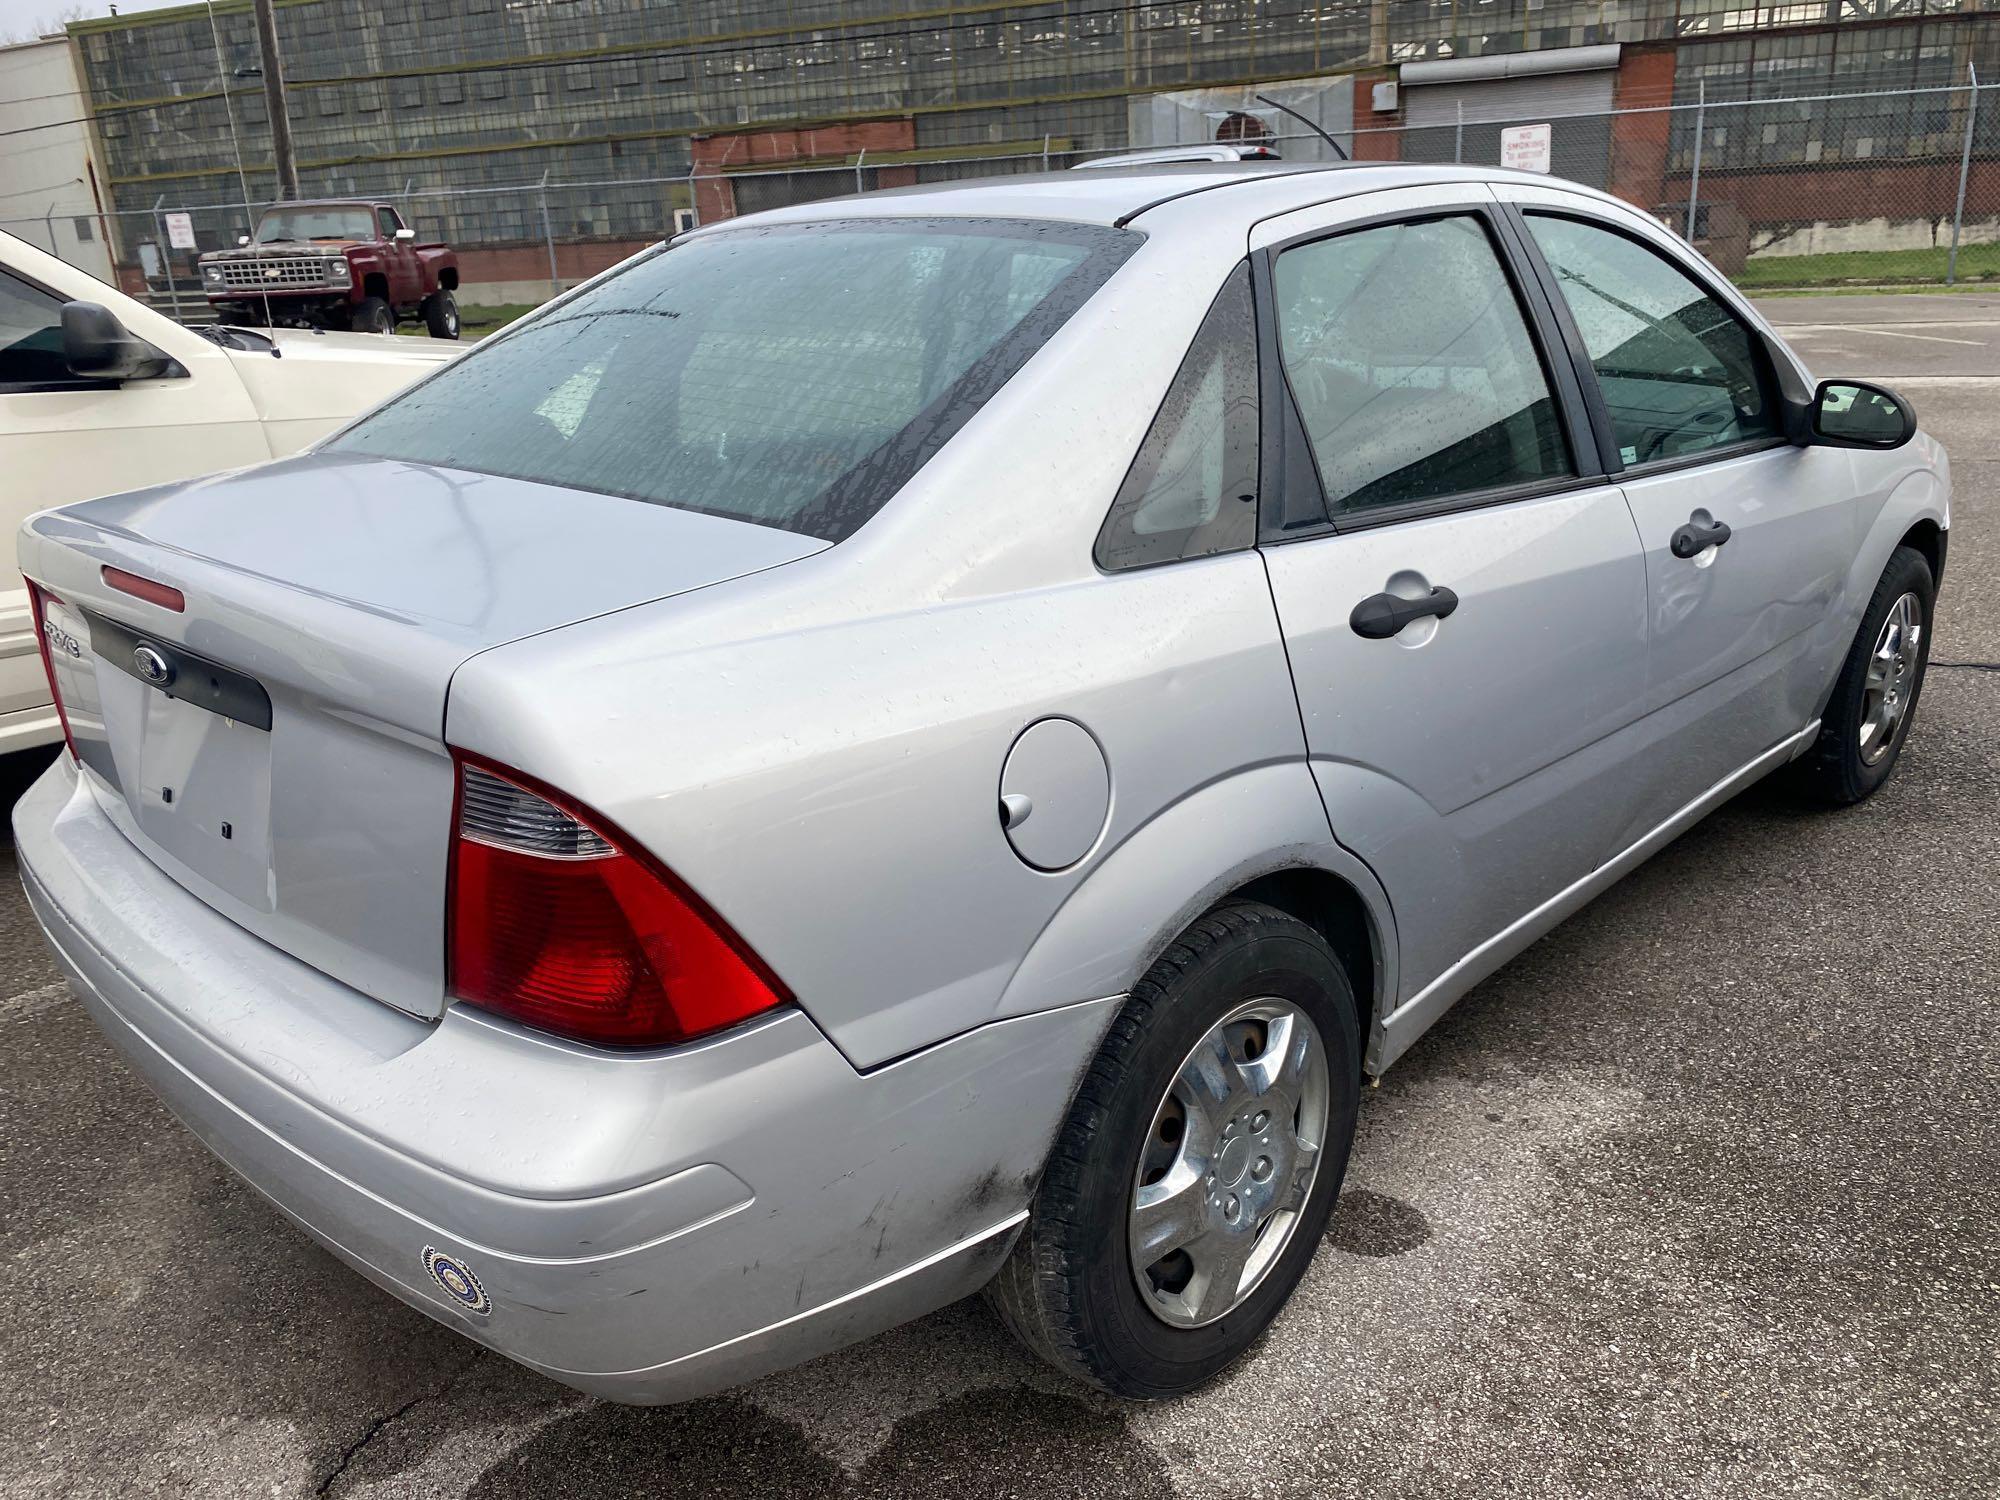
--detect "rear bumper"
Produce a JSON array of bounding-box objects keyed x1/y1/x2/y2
[{"x1": 14, "y1": 758, "x2": 1113, "y2": 1402}]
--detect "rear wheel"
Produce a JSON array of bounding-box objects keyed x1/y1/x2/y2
[
  {"x1": 423, "y1": 289, "x2": 460, "y2": 340},
  {"x1": 1784, "y1": 544, "x2": 1935, "y2": 805},
  {"x1": 988, "y1": 900, "x2": 1360, "y2": 1397},
  {"x1": 350, "y1": 296, "x2": 395, "y2": 335}
]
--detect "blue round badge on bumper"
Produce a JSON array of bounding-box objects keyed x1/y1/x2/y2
[{"x1": 421, "y1": 1246, "x2": 490, "y2": 1316}]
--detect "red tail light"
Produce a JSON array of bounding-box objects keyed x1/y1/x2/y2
[
  {"x1": 446, "y1": 752, "x2": 789, "y2": 1048},
  {"x1": 25, "y1": 579, "x2": 79, "y2": 762}
]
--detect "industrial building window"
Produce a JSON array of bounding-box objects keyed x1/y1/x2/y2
[
  {"x1": 1673, "y1": 20, "x2": 1979, "y2": 171},
  {"x1": 74, "y1": 218, "x2": 94, "y2": 242}
]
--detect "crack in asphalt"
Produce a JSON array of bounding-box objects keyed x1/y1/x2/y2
[
  {"x1": 1931, "y1": 659, "x2": 2000, "y2": 671},
  {"x1": 315, "y1": 1345, "x2": 486, "y2": 1497}
]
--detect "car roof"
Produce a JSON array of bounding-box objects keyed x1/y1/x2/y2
[{"x1": 691, "y1": 162, "x2": 1623, "y2": 234}]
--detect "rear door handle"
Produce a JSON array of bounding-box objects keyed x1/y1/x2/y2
[
  {"x1": 1349, "y1": 585, "x2": 1459, "y2": 640},
  {"x1": 1670, "y1": 515, "x2": 1733, "y2": 559}
]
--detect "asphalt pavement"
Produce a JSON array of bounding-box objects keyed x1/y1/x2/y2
[{"x1": 1, "y1": 292, "x2": 1994, "y2": 1499}]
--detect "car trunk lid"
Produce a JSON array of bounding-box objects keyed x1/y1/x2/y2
[{"x1": 22, "y1": 452, "x2": 827, "y2": 1019}]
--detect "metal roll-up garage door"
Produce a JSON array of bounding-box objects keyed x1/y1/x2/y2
[{"x1": 1401, "y1": 46, "x2": 1619, "y2": 187}]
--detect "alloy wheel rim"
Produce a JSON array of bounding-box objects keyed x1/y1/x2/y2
[
  {"x1": 1128, "y1": 997, "x2": 1330, "y2": 1329},
  {"x1": 1860, "y1": 591, "x2": 1923, "y2": 766}
]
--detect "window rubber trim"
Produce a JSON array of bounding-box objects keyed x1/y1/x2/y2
[{"x1": 1249, "y1": 199, "x2": 1611, "y2": 545}]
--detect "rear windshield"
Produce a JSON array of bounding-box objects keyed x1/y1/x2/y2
[{"x1": 331, "y1": 218, "x2": 1137, "y2": 541}]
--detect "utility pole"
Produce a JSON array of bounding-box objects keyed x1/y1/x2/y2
[{"x1": 251, "y1": 0, "x2": 299, "y2": 200}]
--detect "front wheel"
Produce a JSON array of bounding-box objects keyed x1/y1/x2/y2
[
  {"x1": 423, "y1": 289, "x2": 460, "y2": 339},
  {"x1": 1784, "y1": 544, "x2": 1935, "y2": 805},
  {"x1": 350, "y1": 296, "x2": 395, "y2": 335},
  {"x1": 987, "y1": 900, "x2": 1360, "y2": 1398}
]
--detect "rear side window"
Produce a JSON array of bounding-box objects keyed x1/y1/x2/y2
[
  {"x1": 1095, "y1": 262, "x2": 1258, "y2": 571},
  {"x1": 1524, "y1": 213, "x2": 1778, "y2": 467},
  {"x1": 332, "y1": 219, "x2": 1137, "y2": 542},
  {"x1": 1273, "y1": 215, "x2": 1571, "y2": 518}
]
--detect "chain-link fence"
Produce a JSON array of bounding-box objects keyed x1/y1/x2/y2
[{"x1": 10, "y1": 76, "x2": 1999, "y2": 327}]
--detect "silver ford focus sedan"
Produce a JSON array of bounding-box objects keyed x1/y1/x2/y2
[{"x1": 15, "y1": 163, "x2": 1947, "y2": 1403}]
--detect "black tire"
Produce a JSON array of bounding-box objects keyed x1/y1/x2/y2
[
  {"x1": 987, "y1": 900, "x2": 1360, "y2": 1398},
  {"x1": 423, "y1": 289, "x2": 461, "y2": 340},
  {"x1": 351, "y1": 296, "x2": 395, "y2": 335},
  {"x1": 1784, "y1": 544, "x2": 1935, "y2": 805}
]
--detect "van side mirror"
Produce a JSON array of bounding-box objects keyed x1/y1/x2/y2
[
  {"x1": 61, "y1": 301, "x2": 173, "y2": 382},
  {"x1": 1810, "y1": 379, "x2": 1916, "y2": 450}
]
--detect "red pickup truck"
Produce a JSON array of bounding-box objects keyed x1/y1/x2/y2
[{"x1": 198, "y1": 200, "x2": 462, "y2": 337}]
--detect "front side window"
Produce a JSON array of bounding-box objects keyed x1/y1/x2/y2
[
  {"x1": 1095, "y1": 262, "x2": 1258, "y2": 571},
  {"x1": 0, "y1": 271, "x2": 70, "y2": 388},
  {"x1": 1525, "y1": 214, "x2": 1778, "y2": 467},
  {"x1": 333, "y1": 219, "x2": 1137, "y2": 542},
  {"x1": 379, "y1": 207, "x2": 408, "y2": 237},
  {"x1": 1274, "y1": 215, "x2": 1571, "y2": 518}
]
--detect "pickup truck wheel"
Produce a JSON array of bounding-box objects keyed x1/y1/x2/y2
[
  {"x1": 423, "y1": 290, "x2": 461, "y2": 340},
  {"x1": 351, "y1": 296, "x2": 395, "y2": 335},
  {"x1": 987, "y1": 900, "x2": 1360, "y2": 1398}
]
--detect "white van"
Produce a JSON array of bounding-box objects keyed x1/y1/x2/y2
[{"x1": 0, "y1": 229, "x2": 460, "y2": 753}]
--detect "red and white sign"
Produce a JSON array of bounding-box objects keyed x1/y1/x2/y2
[
  {"x1": 1500, "y1": 123, "x2": 1553, "y2": 175},
  {"x1": 163, "y1": 211, "x2": 197, "y2": 250}
]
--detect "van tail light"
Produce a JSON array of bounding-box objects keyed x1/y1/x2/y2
[
  {"x1": 446, "y1": 751, "x2": 789, "y2": 1048},
  {"x1": 25, "y1": 579, "x2": 78, "y2": 762}
]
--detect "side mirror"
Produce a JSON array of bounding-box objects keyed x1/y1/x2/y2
[
  {"x1": 61, "y1": 301, "x2": 172, "y2": 382},
  {"x1": 237, "y1": 234, "x2": 251, "y2": 246},
  {"x1": 394, "y1": 227, "x2": 416, "y2": 241},
  {"x1": 1810, "y1": 379, "x2": 1916, "y2": 450}
]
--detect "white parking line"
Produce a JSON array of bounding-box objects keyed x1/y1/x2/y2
[
  {"x1": 1771, "y1": 319, "x2": 2000, "y2": 332},
  {"x1": 1855, "y1": 374, "x2": 2000, "y2": 385},
  {"x1": 1781, "y1": 326, "x2": 1986, "y2": 346}
]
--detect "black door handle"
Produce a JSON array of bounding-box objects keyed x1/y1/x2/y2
[
  {"x1": 1349, "y1": 585, "x2": 1459, "y2": 640},
  {"x1": 1670, "y1": 516, "x2": 1733, "y2": 559}
]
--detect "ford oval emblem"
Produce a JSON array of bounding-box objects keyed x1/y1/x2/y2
[
  {"x1": 422, "y1": 1246, "x2": 491, "y2": 1315},
  {"x1": 132, "y1": 644, "x2": 173, "y2": 686}
]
